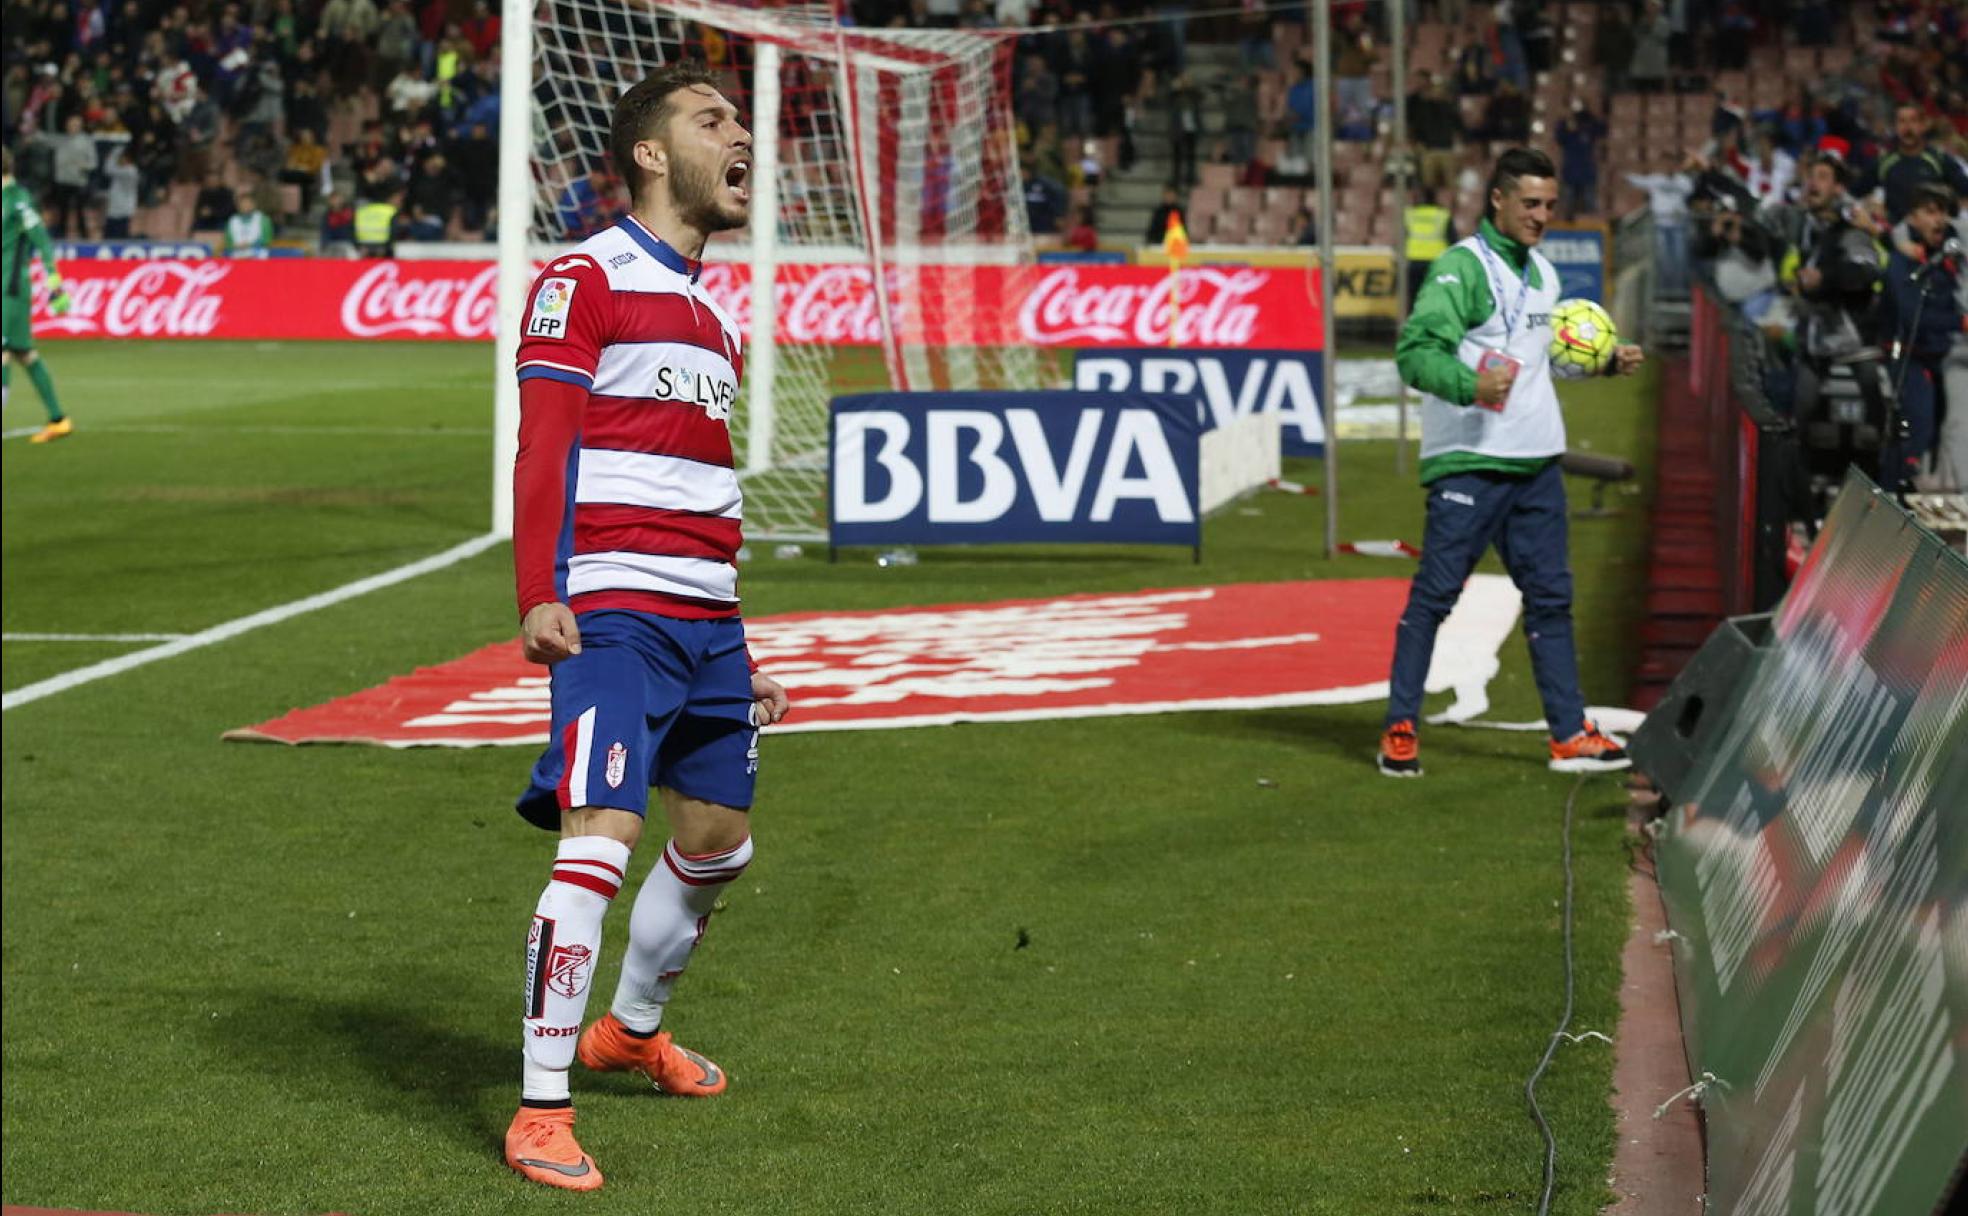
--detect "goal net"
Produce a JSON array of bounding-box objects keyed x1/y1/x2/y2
[{"x1": 496, "y1": 0, "x2": 1049, "y2": 541}]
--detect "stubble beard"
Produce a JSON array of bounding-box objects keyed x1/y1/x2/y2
[{"x1": 671, "y1": 152, "x2": 747, "y2": 234}]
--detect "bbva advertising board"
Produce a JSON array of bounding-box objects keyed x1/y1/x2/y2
[
  {"x1": 829, "y1": 392, "x2": 1201, "y2": 549},
  {"x1": 1073, "y1": 349, "x2": 1326, "y2": 456}
]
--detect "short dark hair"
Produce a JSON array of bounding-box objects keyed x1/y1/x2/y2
[
  {"x1": 610, "y1": 62, "x2": 725, "y2": 204},
  {"x1": 1910, "y1": 182, "x2": 1958, "y2": 215},
  {"x1": 1484, "y1": 147, "x2": 1557, "y2": 218}
]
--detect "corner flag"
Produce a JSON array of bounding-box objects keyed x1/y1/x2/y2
[
  {"x1": 1163, "y1": 210, "x2": 1190, "y2": 263},
  {"x1": 1164, "y1": 210, "x2": 1189, "y2": 348}
]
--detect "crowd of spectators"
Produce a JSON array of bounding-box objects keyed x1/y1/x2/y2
[
  {"x1": 1643, "y1": 2, "x2": 1968, "y2": 495},
  {"x1": 3, "y1": 0, "x2": 507, "y2": 249}
]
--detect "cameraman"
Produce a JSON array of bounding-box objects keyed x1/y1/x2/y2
[
  {"x1": 1878, "y1": 183, "x2": 1964, "y2": 491},
  {"x1": 1762, "y1": 151, "x2": 1887, "y2": 360},
  {"x1": 1693, "y1": 190, "x2": 1780, "y2": 314}
]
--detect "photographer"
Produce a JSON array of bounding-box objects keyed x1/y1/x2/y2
[
  {"x1": 1878, "y1": 183, "x2": 1965, "y2": 491},
  {"x1": 1761, "y1": 147, "x2": 1893, "y2": 464},
  {"x1": 1761, "y1": 150, "x2": 1885, "y2": 341},
  {"x1": 1693, "y1": 192, "x2": 1781, "y2": 320}
]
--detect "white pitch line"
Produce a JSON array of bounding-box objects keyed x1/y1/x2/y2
[
  {"x1": 3, "y1": 632, "x2": 189, "y2": 643},
  {"x1": 1, "y1": 531, "x2": 506, "y2": 712},
  {"x1": 2, "y1": 426, "x2": 42, "y2": 440}
]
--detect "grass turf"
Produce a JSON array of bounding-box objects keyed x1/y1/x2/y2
[{"x1": 3, "y1": 340, "x2": 1655, "y2": 1216}]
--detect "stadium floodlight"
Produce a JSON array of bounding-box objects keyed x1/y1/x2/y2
[{"x1": 493, "y1": 0, "x2": 1047, "y2": 540}]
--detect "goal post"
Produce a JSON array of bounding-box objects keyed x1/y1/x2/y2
[{"x1": 492, "y1": 0, "x2": 1047, "y2": 542}]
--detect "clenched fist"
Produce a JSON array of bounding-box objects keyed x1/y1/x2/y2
[{"x1": 521, "y1": 601, "x2": 582, "y2": 664}]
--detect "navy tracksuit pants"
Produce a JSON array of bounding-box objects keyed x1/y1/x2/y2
[{"x1": 1384, "y1": 460, "x2": 1587, "y2": 740}]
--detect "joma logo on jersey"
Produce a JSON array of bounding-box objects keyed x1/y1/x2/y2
[
  {"x1": 653, "y1": 364, "x2": 737, "y2": 421},
  {"x1": 1525, "y1": 312, "x2": 1551, "y2": 329}
]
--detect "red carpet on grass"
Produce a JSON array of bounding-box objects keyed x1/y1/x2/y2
[{"x1": 226, "y1": 576, "x2": 1523, "y2": 746}]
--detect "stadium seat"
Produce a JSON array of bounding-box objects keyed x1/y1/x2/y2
[
  {"x1": 1251, "y1": 213, "x2": 1293, "y2": 246},
  {"x1": 1261, "y1": 185, "x2": 1299, "y2": 212},
  {"x1": 1186, "y1": 187, "x2": 1222, "y2": 227},
  {"x1": 1200, "y1": 163, "x2": 1238, "y2": 192},
  {"x1": 1211, "y1": 210, "x2": 1251, "y2": 242}
]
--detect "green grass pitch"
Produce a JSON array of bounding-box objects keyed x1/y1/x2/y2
[{"x1": 3, "y1": 340, "x2": 1658, "y2": 1216}]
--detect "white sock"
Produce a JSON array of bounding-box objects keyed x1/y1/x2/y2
[
  {"x1": 520, "y1": 835, "x2": 632, "y2": 1102},
  {"x1": 610, "y1": 836, "x2": 754, "y2": 1033}
]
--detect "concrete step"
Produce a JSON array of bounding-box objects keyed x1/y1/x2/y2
[
  {"x1": 1104, "y1": 178, "x2": 1172, "y2": 207},
  {"x1": 1096, "y1": 206, "x2": 1160, "y2": 242}
]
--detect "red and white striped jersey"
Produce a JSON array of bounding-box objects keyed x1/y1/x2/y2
[{"x1": 513, "y1": 216, "x2": 747, "y2": 621}]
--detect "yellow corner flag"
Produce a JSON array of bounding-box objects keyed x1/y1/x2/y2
[
  {"x1": 1164, "y1": 210, "x2": 1189, "y2": 348},
  {"x1": 1162, "y1": 210, "x2": 1190, "y2": 263}
]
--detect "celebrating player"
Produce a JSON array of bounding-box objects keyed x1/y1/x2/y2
[
  {"x1": 1378, "y1": 147, "x2": 1643, "y2": 778},
  {"x1": 503, "y1": 63, "x2": 788, "y2": 1192},
  {"x1": 2, "y1": 146, "x2": 75, "y2": 443}
]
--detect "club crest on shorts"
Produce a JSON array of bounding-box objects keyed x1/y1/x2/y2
[
  {"x1": 605, "y1": 740, "x2": 628, "y2": 788},
  {"x1": 526, "y1": 277, "x2": 577, "y2": 338},
  {"x1": 545, "y1": 942, "x2": 594, "y2": 999}
]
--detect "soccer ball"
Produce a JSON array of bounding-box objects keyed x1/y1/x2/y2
[{"x1": 1549, "y1": 299, "x2": 1618, "y2": 380}]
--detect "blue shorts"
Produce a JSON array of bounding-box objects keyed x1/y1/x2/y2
[{"x1": 515, "y1": 611, "x2": 759, "y2": 830}]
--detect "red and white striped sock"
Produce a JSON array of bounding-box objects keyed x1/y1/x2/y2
[
  {"x1": 520, "y1": 835, "x2": 632, "y2": 1103},
  {"x1": 609, "y1": 836, "x2": 754, "y2": 1034}
]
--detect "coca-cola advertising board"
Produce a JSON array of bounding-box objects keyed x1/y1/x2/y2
[{"x1": 28, "y1": 259, "x2": 1320, "y2": 349}]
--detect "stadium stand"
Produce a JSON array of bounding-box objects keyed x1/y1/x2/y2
[{"x1": 6, "y1": 1, "x2": 1961, "y2": 262}]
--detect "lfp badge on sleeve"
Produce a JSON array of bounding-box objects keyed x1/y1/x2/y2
[{"x1": 525, "y1": 276, "x2": 578, "y2": 338}]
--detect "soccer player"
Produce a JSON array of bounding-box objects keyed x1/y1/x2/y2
[
  {"x1": 2, "y1": 146, "x2": 75, "y2": 443},
  {"x1": 502, "y1": 63, "x2": 787, "y2": 1192},
  {"x1": 1378, "y1": 147, "x2": 1643, "y2": 778}
]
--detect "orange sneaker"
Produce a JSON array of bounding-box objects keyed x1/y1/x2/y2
[
  {"x1": 504, "y1": 1106, "x2": 603, "y2": 1191},
  {"x1": 29, "y1": 418, "x2": 73, "y2": 444},
  {"x1": 1377, "y1": 719, "x2": 1422, "y2": 777},
  {"x1": 1549, "y1": 720, "x2": 1632, "y2": 773},
  {"x1": 578, "y1": 1012, "x2": 728, "y2": 1096}
]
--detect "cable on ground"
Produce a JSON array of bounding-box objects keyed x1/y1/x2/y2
[{"x1": 1525, "y1": 773, "x2": 1590, "y2": 1216}]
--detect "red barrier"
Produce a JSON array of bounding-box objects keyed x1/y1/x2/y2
[{"x1": 29, "y1": 258, "x2": 1321, "y2": 349}]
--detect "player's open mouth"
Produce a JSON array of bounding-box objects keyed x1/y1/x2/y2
[{"x1": 726, "y1": 160, "x2": 750, "y2": 203}]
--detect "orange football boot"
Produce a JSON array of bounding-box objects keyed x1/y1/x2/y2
[
  {"x1": 578, "y1": 1012, "x2": 728, "y2": 1096},
  {"x1": 505, "y1": 1105, "x2": 603, "y2": 1191},
  {"x1": 1549, "y1": 720, "x2": 1632, "y2": 773},
  {"x1": 1377, "y1": 719, "x2": 1423, "y2": 777}
]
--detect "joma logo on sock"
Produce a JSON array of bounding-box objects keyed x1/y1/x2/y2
[{"x1": 531, "y1": 1024, "x2": 580, "y2": 1038}]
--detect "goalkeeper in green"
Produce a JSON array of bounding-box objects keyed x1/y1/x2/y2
[{"x1": 3, "y1": 146, "x2": 75, "y2": 443}]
